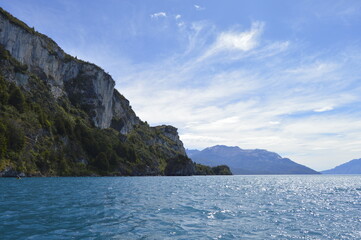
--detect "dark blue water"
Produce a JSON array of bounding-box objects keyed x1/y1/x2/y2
[{"x1": 1, "y1": 175, "x2": 361, "y2": 239}]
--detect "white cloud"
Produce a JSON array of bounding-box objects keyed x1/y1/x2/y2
[
  {"x1": 175, "y1": 14, "x2": 181, "y2": 20},
  {"x1": 199, "y1": 22, "x2": 264, "y2": 61},
  {"x1": 181, "y1": 134, "x2": 226, "y2": 144},
  {"x1": 284, "y1": 62, "x2": 339, "y2": 83},
  {"x1": 194, "y1": 5, "x2": 205, "y2": 10},
  {"x1": 150, "y1": 12, "x2": 167, "y2": 18},
  {"x1": 217, "y1": 23, "x2": 263, "y2": 51},
  {"x1": 314, "y1": 106, "x2": 334, "y2": 112}
]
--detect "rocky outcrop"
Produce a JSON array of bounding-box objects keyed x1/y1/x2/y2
[
  {"x1": 0, "y1": 8, "x2": 136, "y2": 132},
  {"x1": 164, "y1": 155, "x2": 195, "y2": 176},
  {"x1": 155, "y1": 125, "x2": 186, "y2": 156},
  {"x1": 0, "y1": 166, "x2": 26, "y2": 177},
  {"x1": 111, "y1": 90, "x2": 140, "y2": 134},
  {"x1": 124, "y1": 123, "x2": 193, "y2": 175}
]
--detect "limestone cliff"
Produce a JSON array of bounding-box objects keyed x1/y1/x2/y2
[
  {"x1": 0, "y1": 8, "x2": 138, "y2": 132},
  {"x1": 111, "y1": 91, "x2": 140, "y2": 135},
  {"x1": 154, "y1": 125, "x2": 187, "y2": 156}
]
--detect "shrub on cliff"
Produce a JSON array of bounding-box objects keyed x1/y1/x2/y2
[{"x1": 8, "y1": 85, "x2": 25, "y2": 112}]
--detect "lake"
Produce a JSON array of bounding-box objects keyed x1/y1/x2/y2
[{"x1": 1, "y1": 175, "x2": 361, "y2": 239}]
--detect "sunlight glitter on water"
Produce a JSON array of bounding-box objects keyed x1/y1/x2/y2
[{"x1": 1, "y1": 175, "x2": 361, "y2": 239}]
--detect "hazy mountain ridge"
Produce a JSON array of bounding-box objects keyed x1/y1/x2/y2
[
  {"x1": 187, "y1": 145, "x2": 319, "y2": 175},
  {"x1": 321, "y1": 159, "x2": 361, "y2": 174}
]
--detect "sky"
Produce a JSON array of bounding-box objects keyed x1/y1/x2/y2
[{"x1": 1, "y1": 0, "x2": 361, "y2": 171}]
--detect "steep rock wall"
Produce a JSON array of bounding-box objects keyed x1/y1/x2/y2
[
  {"x1": 154, "y1": 125, "x2": 187, "y2": 156},
  {"x1": 111, "y1": 90, "x2": 140, "y2": 134},
  {"x1": 0, "y1": 9, "x2": 136, "y2": 131}
]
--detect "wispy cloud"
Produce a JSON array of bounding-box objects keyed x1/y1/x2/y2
[
  {"x1": 314, "y1": 106, "x2": 334, "y2": 112},
  {"x1": 215, "y1": 22, "x2": 263, "y2": 51},
  {"x1": 199, "y1": 22, "x2": 264, "y2": 61},
  {"x1": 150, "y1": 12, "x2": 167, "y2": 18},
  {"x1": 194, "y1": 4, "x2": 205, "y2": 11}
]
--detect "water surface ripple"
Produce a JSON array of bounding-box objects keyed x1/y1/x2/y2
[{"x1": 1, "y1": 175, "x2": 361, "y2": 239}]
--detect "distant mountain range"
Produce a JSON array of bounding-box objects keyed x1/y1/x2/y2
[
  {"x1": 321, "y1": 159, "x2": 361, "y2": 174},
  {"x1": 186, "y1": 145, "x2": 319, "y2": 175}
]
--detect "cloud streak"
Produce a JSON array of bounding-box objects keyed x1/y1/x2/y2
[
  {"x1": 194, "y1": 5, "x2": 205, "y2": 11},
  {"x1": 199, "y1": 22, "x2": 264, "y2": 61},
  {"x1": 214, "y1": 22, "x2": 263, "y2": 51},
  {"x1": 150, "y1": 12, "x2": 167, "y2": 18},
  {"x1": 314, "y1": 106, "x2": 334, "y2": 112}
]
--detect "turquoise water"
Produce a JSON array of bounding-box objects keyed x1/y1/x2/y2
[{"x1": 1, "y1": 175, "x2": 361, "y2": 239}]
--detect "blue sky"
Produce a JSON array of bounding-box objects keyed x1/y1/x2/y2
[{"x1": 1, "y1": 0, "x2": 361, "y2": 170}]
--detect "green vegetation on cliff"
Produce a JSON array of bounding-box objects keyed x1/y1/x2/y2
[
  {"x1": 0, "y1": 45, "x2": 194, "y2": 176},
  {"x1": 195, "y1": 164, "x2": 232, "y2": 175}
]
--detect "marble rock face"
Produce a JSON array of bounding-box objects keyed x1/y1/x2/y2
[{"x1": 0, "y1": 12, "x2": 139, "y2": 133}]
